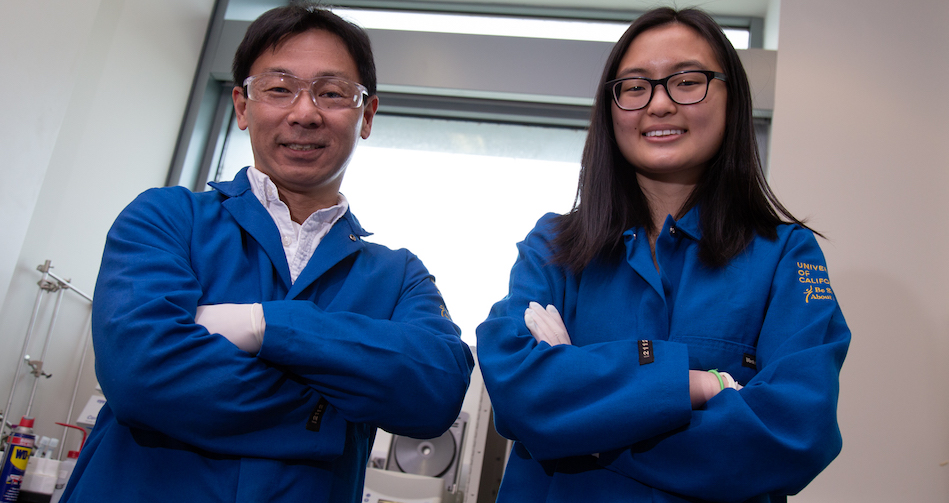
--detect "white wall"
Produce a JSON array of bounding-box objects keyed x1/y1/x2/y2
[
  {"x1": 0, "y1": 1, "x2": 99, "y2": 317},
  {"x1": 769, "y1": 1, "x2": 949, "y2": 501},
  {"x1": 0, "y1": 0, "x2": 214, "y2": 448}
]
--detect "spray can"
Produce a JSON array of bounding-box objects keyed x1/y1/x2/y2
[{"x1": 1, "y1": 416, "x2": 36, "y2": 502}]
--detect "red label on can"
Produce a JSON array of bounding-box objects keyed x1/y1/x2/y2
[{"x1": 8, "y1": 437, "x2": 33, "y2": 448}]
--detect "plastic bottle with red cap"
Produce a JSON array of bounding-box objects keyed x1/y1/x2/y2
[{"x1": 48, "y1": 450, "x2": 79, "y2": 503}]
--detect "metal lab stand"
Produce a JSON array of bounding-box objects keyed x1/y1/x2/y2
[{"x1": 2, "y1": 260, "x2": 93, "y2": 459}]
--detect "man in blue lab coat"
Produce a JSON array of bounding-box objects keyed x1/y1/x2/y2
[{"x1": 62, "y1": 5, "x2": 473, "y2": 502}]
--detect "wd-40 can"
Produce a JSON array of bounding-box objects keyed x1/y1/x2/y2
[{"x1": 0, "y1": 416, "x2": 36, "y2": 502}]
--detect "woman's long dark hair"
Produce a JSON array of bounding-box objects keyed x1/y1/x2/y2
[{"x1": 552, "y1": 7, "x2": 813, "y2": 272}]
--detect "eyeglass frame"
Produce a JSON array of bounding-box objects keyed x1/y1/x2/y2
[
  {"x1": 242, "y1": 72, "x2": 370, "y2": 110},
  {"x1": 605, "y1": 70, "x2": 728, "y2": 111}
]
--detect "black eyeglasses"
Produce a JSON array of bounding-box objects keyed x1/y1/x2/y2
[{"x1": 606, "y1": 70, "x2": 727, "y2": 111}]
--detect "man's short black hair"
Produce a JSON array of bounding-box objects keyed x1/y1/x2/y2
[{"x1": 232, "y1": 4, "x2": 377, "y2": 95}]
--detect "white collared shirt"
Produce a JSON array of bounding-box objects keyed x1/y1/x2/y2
[{"x1": 246, "y1": 167, "x2": 349, "y2": 283}]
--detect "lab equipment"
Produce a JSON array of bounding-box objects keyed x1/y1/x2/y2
[
  {"x1": 19, "y1": 455, "x2": 59, "y2": 502},
  {"x1": 2, "y1": 260, "x2": 93, "y2": 465},
  {"x1": 50, "y1": 450, "x2": 78, "y2": 503}
]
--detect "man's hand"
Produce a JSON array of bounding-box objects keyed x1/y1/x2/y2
[
  {"x1": 524, "y1": 302, "x2": 572, "y2": 346},
  {"x1": 194, "y1": 303, "x2": 266, "y2": 353}
]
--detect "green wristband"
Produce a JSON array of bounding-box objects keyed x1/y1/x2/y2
[{"x1": 708, "y1": 369, "x2": 725, "y2": 391}]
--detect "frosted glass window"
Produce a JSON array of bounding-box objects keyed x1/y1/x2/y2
[{"x1": 214, "y1": 115, "x2": 585, "y2": 344}]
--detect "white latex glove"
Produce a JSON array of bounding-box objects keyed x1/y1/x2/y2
[
  {"x1": 689, "y1": 370, "x2": 742, "y2": 409},
  {"x1": 194, "y1": 303, "x2": 266, "y2": 353},
  {"x1": 719, "y1": 371, "x2": 743, "y2": 391},
  {"x1": 524, "y1": 302, "x2": 572, "y2": 346}
]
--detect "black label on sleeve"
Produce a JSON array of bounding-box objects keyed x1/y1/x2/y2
[
  {"x1": 306, "y1": 397, "x2": 329, "y2": 432},
  {"x1": 743, "y1": 353, "x2": 757, "y2": 370},
  {"x1": 639, "y1": 340, "x2": 655, "y2": 365}
]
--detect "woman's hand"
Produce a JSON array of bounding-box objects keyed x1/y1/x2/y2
[
  {"x1": 689, "y1": 369, "x2": 743, "y2": 409},
  {"x1": 524, "y1": 302, "x2": 572, "y2": 346},
  {"x1": 522, "y1": 301, "x2": 745, "y2": 411}
]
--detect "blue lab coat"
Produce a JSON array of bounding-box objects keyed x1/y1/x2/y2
[
  {"x1": 62, "y1": 168, "x2": 473, "y2": 503},
  {"x1": 477, "y1": 210, "x2": 849, "y2": 502}
]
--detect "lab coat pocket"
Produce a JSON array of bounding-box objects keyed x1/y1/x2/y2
[{"x1": 673, "y1": 335, "x2": 758, "y2": 386}]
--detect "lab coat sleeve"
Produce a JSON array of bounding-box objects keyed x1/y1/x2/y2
[
  {"x1": 92, "y1": 188, "x2": 346, "y2": 461},
  {"x1": 476, "y1": 214, "x2": 693, "y2": 460},
  {"x1": 596, "y1": 229, "x2": 850, "y2": 502},
  {"x1": 256, "y1": 252, "x2": 474, "y2": 439}
]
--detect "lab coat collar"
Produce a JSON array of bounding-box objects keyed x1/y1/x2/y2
[
  {"x1": 620, "y1": 204, "x2": 703, "y2": 247},
  {"x1": 671, "y1": 205, "x2": 702, "y2": 241},
  {"x1": 210, "y1": 167, "x2": 373, "y2": 296},
  {"x1": 288, "y1": 212, "x2": 366, "y2": 298},
  {"x1": 209, "y1": 167, "x2": 372, "y2": 238},
  {"x1": 212, "y1": 168, "x2": 293, "y2": 289},
  {"x1": 208, "y1": 166, "x2": 253, "y2": 198},
  {"x1": 620, "y1": 204, "x2": 702, "y2": 298}
]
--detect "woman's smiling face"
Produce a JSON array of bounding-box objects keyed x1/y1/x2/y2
[{"x1": 611, "y1": 23, "x2": 727, "y2": 185}]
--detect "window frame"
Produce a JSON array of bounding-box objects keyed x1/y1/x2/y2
[{"x1": 167, "y1": 0, "x2": 771, "y2": 190}]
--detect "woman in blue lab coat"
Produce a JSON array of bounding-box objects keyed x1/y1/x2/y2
[{"x1": 476, "y1": 7, "x2": 850, "y2": 502}]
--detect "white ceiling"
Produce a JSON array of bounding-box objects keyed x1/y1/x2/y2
[
  {"x1": 228, "y1": 0, "x2": 774, "y2": 20},
  {"x1": 429, "y1": 0, "x2": 773, "y2": 18}
]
